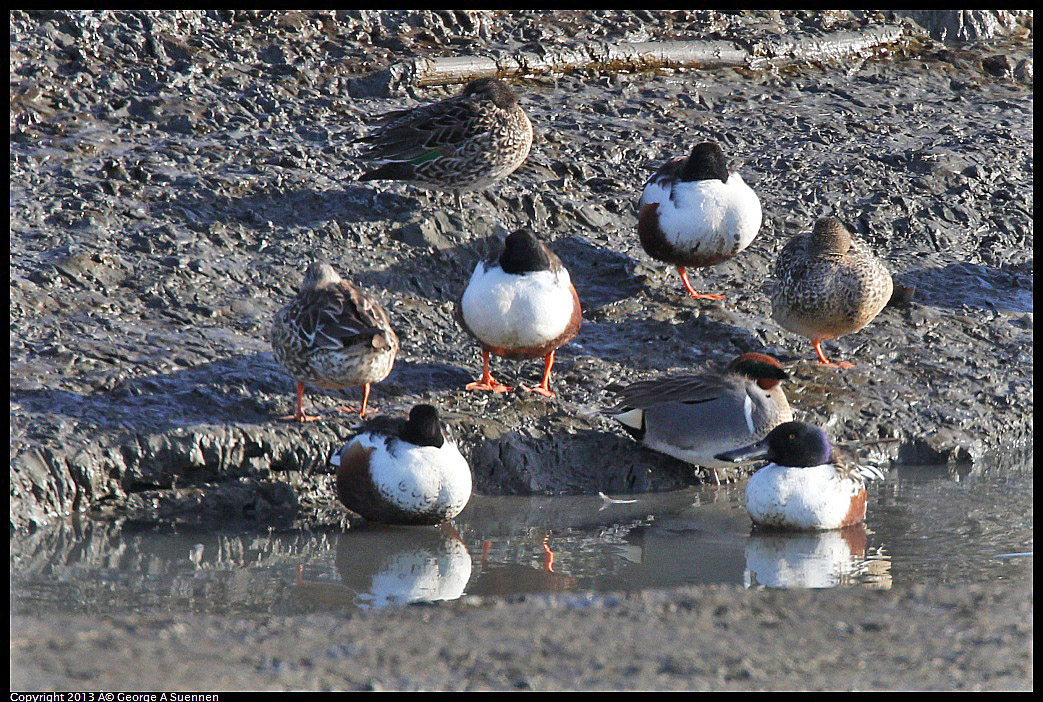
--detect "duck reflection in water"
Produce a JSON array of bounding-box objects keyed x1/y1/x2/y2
[
  {"x1": 744, "y1": 523, "x2": 892, "y2": 590},
  {"x1": 294, "y1": 525, "x2": 472, "y2": 609}
]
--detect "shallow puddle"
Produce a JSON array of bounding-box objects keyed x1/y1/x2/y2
[{"x1": 9, "y1": 458, "x2": 1032, "y2": 615}]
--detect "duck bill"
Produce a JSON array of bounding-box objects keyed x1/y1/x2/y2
[{"x1": 714, "y1": 438, "x2": 771, "y2": 464}]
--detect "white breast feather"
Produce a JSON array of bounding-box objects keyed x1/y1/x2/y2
[
  {"x1": 354, "y1": 433, "x2": 472, "y2": 519},
  {"x1": 649, "y1": 175, "x2": 761, "y2": 255},
  {"x1": 742, "y1": 393, "x2": 755, "y2": 435},
  {"x1": 461, "y1": 263, "x2": 575, "y2": 348},
  {"x1": 639, "y1": 179, "x2": 672, "y2": 207},
  {"x1": 745, "y1": 463, "x2": 861, "y2": 530}
]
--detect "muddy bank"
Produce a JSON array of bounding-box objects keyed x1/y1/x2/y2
[
  {"x1": 10, "y1": 580, "x2": 1032, "y2": 690},
  {"x1": 10, "y1": 466, "x2": 1033, "y2": 690},
  {"x1": 9, "y1": 11, "x2": 1034, "y2": 529}
]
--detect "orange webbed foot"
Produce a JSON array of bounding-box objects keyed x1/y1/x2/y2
[
  {"x1": 283, "y1": 382, "x2": 321, "y2": 422},
  {"x1": 677, "y1": 266, "x2": 726, "y2": 301},
  {"x1": 281, "y1": 410, "x2": 321, "y2": 423},
  {"x1": 813, "y1": 340, "x2": 856, "y2": 369},
  {"x1": 687, "y1": 291, "x2": 726, "y2": 301},
  {"x1": 520, "y1": 383, "x2": 557, "y2": 398},
  {"x1": 466, "y1": 379, "x2": 514, "y2": 393},
  {"x1": 336, "y1": 405, "x2": 376, "y2": 418},
  {"x1": 468, "y1": 350, "x2": 512, "y2": 393},
  {"x1": 819, "y1": 360, "x2": 857, "y2": 370}
]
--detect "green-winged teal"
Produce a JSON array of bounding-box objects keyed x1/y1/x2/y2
[
  {"x1": 358, "y1": 77, "x2": 533, "y2": 208},
  {"x1": 603, "y1": 353, "x2": 793, "y2": 484}
]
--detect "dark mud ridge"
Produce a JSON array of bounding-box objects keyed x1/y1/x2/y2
[{"x1": 10, "y1": 11, "x2": 1033, "y2": 529}]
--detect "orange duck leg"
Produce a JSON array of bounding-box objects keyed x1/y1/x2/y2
[
  {"x1": 466, "y1": 350, "x2": 514, "y2": 393},
  {"x1": 813, "y1": 339, "x2": 856, "y2": 369},
  {"x1": 521, "y1": 351, "x2": 558, "y2": 398},
  {"x1": 282, "y1": 382, "x2": 321, "y2": 422},
  {"x1": 677, "y1": 266, "x2": 726, "y2": 301}
]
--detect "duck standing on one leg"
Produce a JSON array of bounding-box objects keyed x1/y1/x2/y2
[
  {"x1": 602, "y1": 353, "x2": 793, "y2": 484},
  {"x1": 329, "y1": 404, "x2": 472, "y2": 525},
  {"x1": 458, "y1": 229, "x2": 582, "y2": 398},
  {"x1": 270, "y1": 262, "x2": 399, "y2": 421},
  {"x1": 637, "y1": 141, "x2": 762, "y2": 300},
  {"x1": 771, "y1": 217, "x2": 893, "y2": 369},
  {"x1": 356, "y1": 77, "x2": 533, "y2": 209},
  {"x1": 715, "y1": 421, "x2": 886, "y2": 530}
]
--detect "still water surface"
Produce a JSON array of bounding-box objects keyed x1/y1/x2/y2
[{"x1": 9, "y1": 460, "x2": 1032, "y2": 615}]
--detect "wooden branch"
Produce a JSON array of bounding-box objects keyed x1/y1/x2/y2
[{"x1": 349, "y1": 26, "x2": 907, "y2": 97}]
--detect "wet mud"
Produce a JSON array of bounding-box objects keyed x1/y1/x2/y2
[
  {"x1": 10, "y1": 581, "x2": 1032, "y2": 690},
  {"x1": 10, "y1": 11, "x2": 1034, "y2": 529}
]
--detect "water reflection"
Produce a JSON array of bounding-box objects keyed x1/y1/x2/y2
[
  {"x1": 469, "y1": 535, "x2": 578, "y2": 597},
  {"x1": 338, "y1": 525, "x2": 472, "y2": 607},
  {"x1": 294, "y1": 525, "x2": 472, "y2": 609},
  {"x1": 8, "y1": 457, "x2": 1031, "y2": 615},
  {"x1": 744, "y1": 525, "x2": 892, "y2": 590}
]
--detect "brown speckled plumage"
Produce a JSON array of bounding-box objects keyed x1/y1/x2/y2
[
  {"x1": 270, "y1": 262, "x2": 399, "y2": 420},
  {"x1": 357, "y1": 78, "x2": 533, "y2": 202},
  {"x1": 771, "y1": 218, "x2": 893, "y2": 367}
]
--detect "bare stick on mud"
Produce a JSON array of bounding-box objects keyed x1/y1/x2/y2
[{"x1": 355, "y1": 26, "x2": 906, "y2": 94}]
